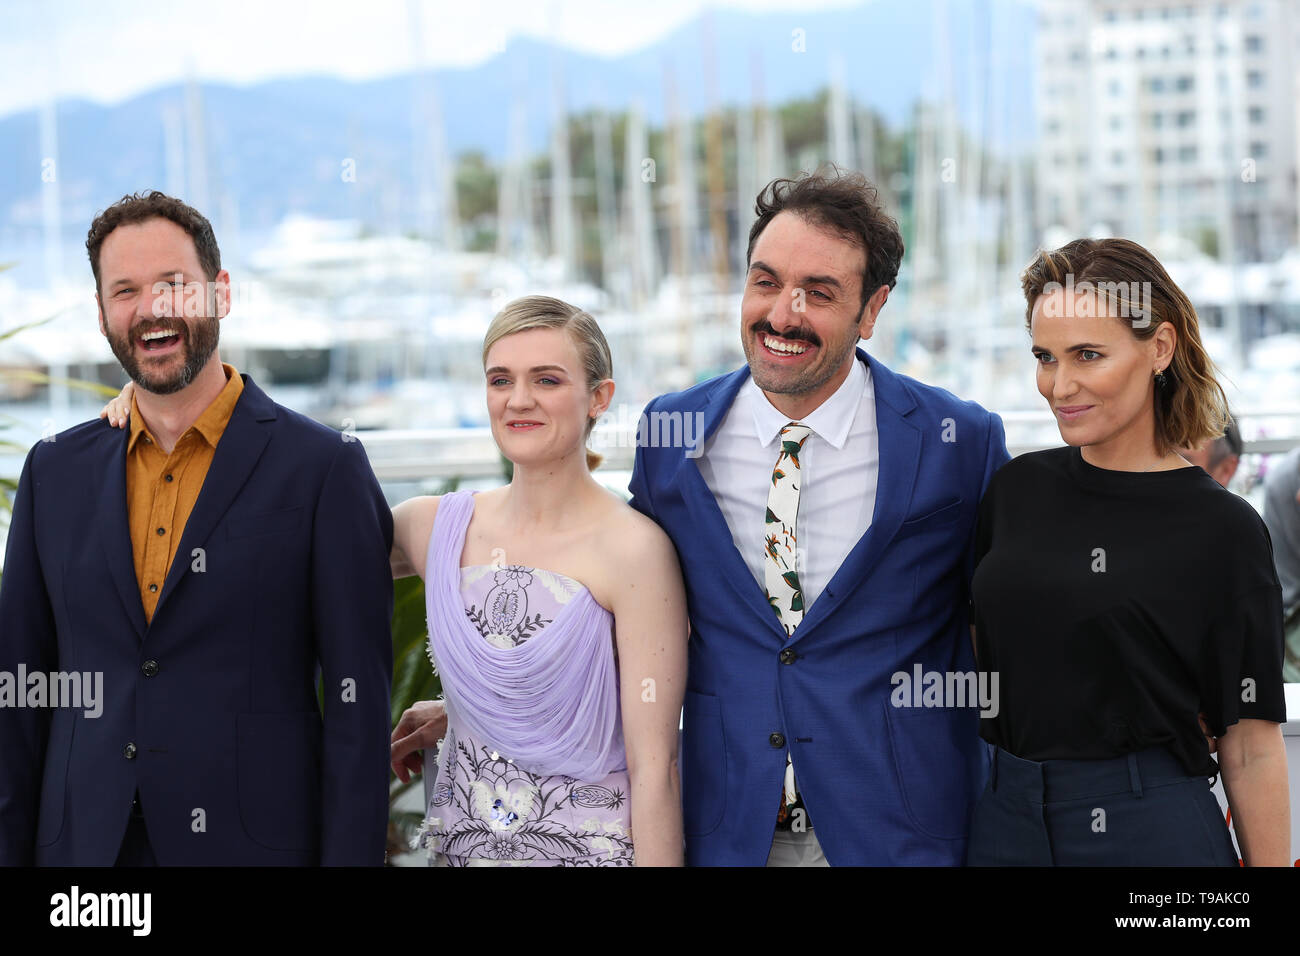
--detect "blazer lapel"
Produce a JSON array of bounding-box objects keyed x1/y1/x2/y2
[
  {"x1": 151, "y1": 376, "x2": 276, "y2": 623},
  {"x1": 793, "y1": 350, "x2": 921, "y2": 639},
  {"x1": 675, "y1": 368, "x2": 788, "y2": 639},
  {"x1": 97, "y1": 427, "x2": 148, "y2": 640}
]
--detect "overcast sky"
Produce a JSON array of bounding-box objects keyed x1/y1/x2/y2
[{"x1": 0, "y1": 0, "x2": 862, "y2": 118}]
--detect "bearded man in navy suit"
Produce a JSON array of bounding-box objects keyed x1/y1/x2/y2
[{"x1": 0, "y1": 192, "x2": 393, "y2": 866}]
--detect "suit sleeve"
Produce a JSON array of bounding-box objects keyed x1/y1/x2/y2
[
  {"x1": 0, "y1": 444, "x2": 57, "y2": 866},
  {"x1": 310, "y1": 437, "x2": 394, "y2": 865},
  {"x1": 964, "y1": 411, "x2": 1010, "y2": 602},
  {"x1": 627, "y1": 397, "x2": 660, "y2": 521}
]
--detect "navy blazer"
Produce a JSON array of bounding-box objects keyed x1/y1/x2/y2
[
  {"x1": 629, "y1": 349, "x2": 1010, "y2": 865},
  {"x1": 0, "y1": 375, "x2": 394, "y2": 865}
]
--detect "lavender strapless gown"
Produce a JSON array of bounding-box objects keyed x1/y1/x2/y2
[{"x1": 410, "y1": 491, "x2": 633, "y2": 866}]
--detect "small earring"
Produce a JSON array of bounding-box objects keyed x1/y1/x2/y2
[{"x1": 1154, "y1": 368, "x2": 1167, "y2": 387}]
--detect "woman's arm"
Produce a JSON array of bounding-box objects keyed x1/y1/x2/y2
[
  {"x1": 607, "y1": 513, "x2": 688, "y2": 867},
  {"x1": 389, "y1": 544, "x2": 417, "y2": 579},
  {"x1": 387, "y1": 499, "x2": 444, "y2": 777},
  {"x1": 1217, "y1": 718, "x2": 1291, "y2": 866},
  {"x1": 388, "y1": 496, "x2": 439, "y2": 580}
]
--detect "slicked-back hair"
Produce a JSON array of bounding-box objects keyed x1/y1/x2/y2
[
  {"x1": 1021, "y1": 237, "x2": 1230, "y2": 457},
  {"x1": 746, "y1": 165, "x2": 904, "y2": 315},
  {"x1": 86, "y1": 191, "x2": 221, "y2": 297},
  {"x1": 482, "y1": 295, "x2": 613, "y2": 471}
]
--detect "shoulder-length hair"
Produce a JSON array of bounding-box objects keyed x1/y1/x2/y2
[{"x1": 1021, "y1": 237, "x2": 1230, "y2": 456}]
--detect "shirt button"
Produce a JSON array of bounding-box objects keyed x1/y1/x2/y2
[
  {"x1": 769, "y1": 732, "x2": 786, "y2": 748},
  {"x1": 165, "y1": 474, "x2": 174, "y2": 482},
  {"x1": 156, "y1": 527, "x2": 165, "y2": 536},
  {"x1": 141, "y1": 660, "x2": 159, "y2": 678},
  {"x1": 148, "y1": 583, "x2": 158, "y2": 593},
  {"x1": 779, "y1": 648, "x2": 798, "y2": 665},
  {"x1": 123, "y1": 742, "x2": 138, "y2": 760}
]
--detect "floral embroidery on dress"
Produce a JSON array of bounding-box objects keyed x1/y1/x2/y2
[
  {"x1": 429, "y1": 738, "x2": 454, "y2": 807},
  {"x1": 414, "y1": 564, "x2": 634, "y2": 867},
  {"x1": 569, "y1": 785, "x2": 627, "y2": 809},
  {"x1": 409, "y1": 816, "x2": 445, "y2": 856},
  {"x1": 416, "y1": 730, "x2": 633, "y2": 866},
  {"x1": 460, "y1": 565, "x2": 567, "y2": 648}
]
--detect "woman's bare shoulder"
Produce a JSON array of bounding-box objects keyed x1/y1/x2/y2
[{"x1": 595, "y1": 490, "x2": 677, "y2": 562}]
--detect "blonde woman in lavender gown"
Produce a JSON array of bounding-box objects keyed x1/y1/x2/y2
[{"x1": 388, "y1": 296, "x2": 687, "y2": 866}]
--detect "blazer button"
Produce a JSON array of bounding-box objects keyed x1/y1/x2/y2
[
  {"x1": 123, "y1": 742, "x2": 138, "y2": 760},
  {"x1": 141, "y1": 660, "x2": 159, "y2": 678},
  {"x1": 779, "y1": 648, "x2": 797, "y2": 664},
  {"x1": 769, "y1": 732, "x2": 785, "y2": 748}
]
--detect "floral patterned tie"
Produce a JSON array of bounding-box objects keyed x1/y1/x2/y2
[
  {"x1": 765, "y1": 422, "x2": 811, "y2": 826},
  {"x1": 765, "y1": 422, "x2": 811, "y2": 631}
]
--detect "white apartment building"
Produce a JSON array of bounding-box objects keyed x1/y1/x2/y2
[{"x1": 1036, "y1": 0, "x2": 1299, "y2": 261}]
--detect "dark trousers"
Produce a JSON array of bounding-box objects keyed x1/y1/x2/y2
[
  {"x1": 113, "y1": 793, "x2": 158, "y2": 867},
  {"x1": 967, "y1": 745, "x2": 1238, "y2": 866}
]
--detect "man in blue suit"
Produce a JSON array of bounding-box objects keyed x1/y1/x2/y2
[
  {"x1": 0, "y1": 192, "x2": 393, "y2": 865},
  {"x1": 629, "y1": 169, "x2": 1009, "y2": 865}
]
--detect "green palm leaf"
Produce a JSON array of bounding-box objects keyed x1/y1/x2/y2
[
  {"x1": 0, "y1": 368, "x2": 119, "y2": 398},
  {"x1": 0, "y1": 316, "x2": 57, "y2": 344}
]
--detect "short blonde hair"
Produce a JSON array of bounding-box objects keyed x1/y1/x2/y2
[
  {"x1": 481, "y1": 295, "x2": 613, "y2": 470},
  {"x1": 1021, "y1": 237, "x2": 1229, "y2": 456}
]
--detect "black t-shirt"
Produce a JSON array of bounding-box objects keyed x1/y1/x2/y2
[{"x1": 971, "y1": 445, "x2": 1286, "y2": 777}]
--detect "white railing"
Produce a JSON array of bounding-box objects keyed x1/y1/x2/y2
[{"x1": 357, "y1": 409, "x2": 1300, "y2": 483}]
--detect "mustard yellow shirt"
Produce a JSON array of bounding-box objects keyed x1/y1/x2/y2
[{"x1": 126, "y1": 363, "x2": 244, "y2": 622}]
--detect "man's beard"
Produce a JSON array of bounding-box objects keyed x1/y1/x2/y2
[
  {"x1": 106, "y1": 312, "x2": 221, "y2": 396},
  {"x1": 742, "y1": 320, "x2": 853, "y2": 396}
]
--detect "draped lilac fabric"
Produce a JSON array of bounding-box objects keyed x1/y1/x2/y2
[{"x1": 424, "y1": 491, "x2": 626, "y2": 780}]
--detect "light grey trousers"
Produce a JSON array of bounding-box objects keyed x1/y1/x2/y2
[{"x1": 765, "y1": 827, "x2": 830, "y2": 867}]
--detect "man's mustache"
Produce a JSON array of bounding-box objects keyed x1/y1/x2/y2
[{"x1": 752, "y1": 322, "x2": 820, "y2": 347}]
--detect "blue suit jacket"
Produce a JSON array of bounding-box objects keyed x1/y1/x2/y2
[
  {"x1": 0, "y1": 375, "x2": 394, "y2": 865},
  {"x1": 629, "y1": 349, "x2": 1009, "y2": 865}
]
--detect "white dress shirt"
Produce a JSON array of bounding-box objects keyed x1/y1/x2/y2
[{"x1": 696, "y1": 355, "x2": 878, "y2": 612}]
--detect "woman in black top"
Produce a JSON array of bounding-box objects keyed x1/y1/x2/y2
[{"x1": 968, "y1": 238, "x2": 1291, "y2": 866}]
